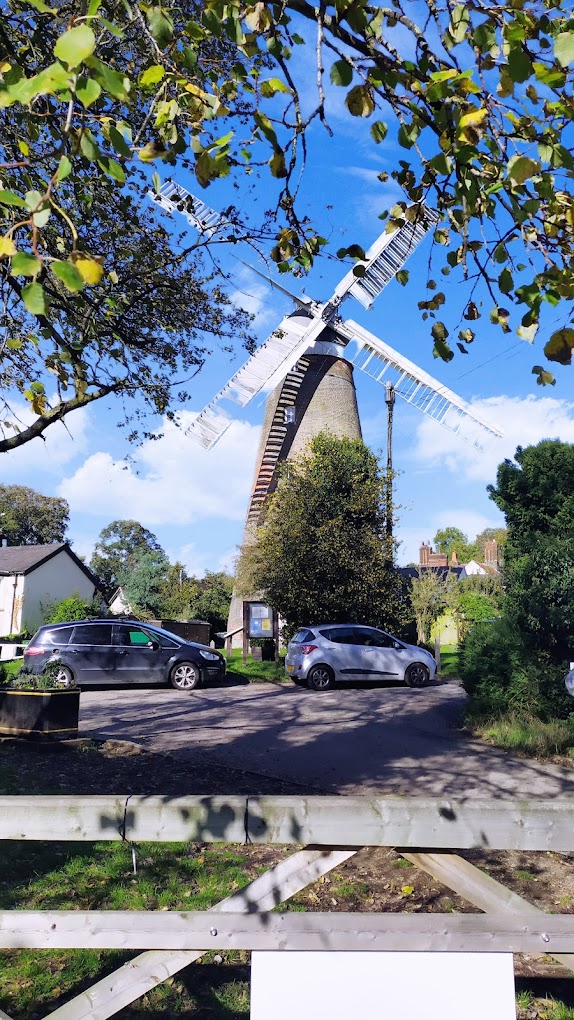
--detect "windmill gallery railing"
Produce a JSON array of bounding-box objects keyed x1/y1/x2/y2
[{"x1": 1, "y1": 794, "x2": 574, "y2": 1018}]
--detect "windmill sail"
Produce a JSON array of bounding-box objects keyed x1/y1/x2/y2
[
  {"x1": 149, "y1": 180, "x2": 227, "y2": 236},
  {"x1": 330, "y1": 209, "x2": 438, "y2": 310},
  {"x1": 340, "y1": 319, "x2": 503, "y2": 451},
  {"x1": 186, "y1": 311, "x2": 337, "y2": 449}
]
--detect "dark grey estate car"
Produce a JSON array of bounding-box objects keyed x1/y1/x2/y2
[{"x1": 23, "y1": 619, "x2": 226, "y2": 691}]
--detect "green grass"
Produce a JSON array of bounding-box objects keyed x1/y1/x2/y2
[
  {"x1": 438, "y1": 645, "x2": 460, "y2": 678},
  {"x1": 477, "y1": 712, "x2": 574, "y2": 758},
  {"x1": 224, "y1": 648, "x2": 288, "y2": 684}
]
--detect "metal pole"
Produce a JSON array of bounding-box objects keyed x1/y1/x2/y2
[{"x1": 384, "y1": 382, "x2": 395, "y2": 568}]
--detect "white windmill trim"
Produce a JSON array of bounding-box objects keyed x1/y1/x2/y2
[{"x1": 341, "y1": 318, "x2": 504, "y2": 448}]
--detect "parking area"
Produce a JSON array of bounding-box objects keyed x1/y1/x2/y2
[{"x1": 79, "y1": 678, "x2": 574, "y2": 798}]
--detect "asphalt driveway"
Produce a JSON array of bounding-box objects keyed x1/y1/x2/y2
[{"x1": 79, "y1": 677, "x2": 574, "y2": 798}]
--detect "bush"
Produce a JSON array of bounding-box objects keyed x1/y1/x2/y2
[
  {"x1": 460, "y1": 618, "x2": 573, "y2": 722},
  {"x1": 42, "y1": 593, "x2": 102, "y2": 624},
  {"x1": 5, "y1": 660, "x2": 76, "y2": 691}
]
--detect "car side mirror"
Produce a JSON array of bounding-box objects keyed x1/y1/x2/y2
[{"x1": 147, "y1": 640, "x2": 160, "y2": 650}]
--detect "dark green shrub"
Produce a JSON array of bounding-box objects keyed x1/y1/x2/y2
[{"x1": 460, "y1": 618, "x2": 572, "y2": 721}]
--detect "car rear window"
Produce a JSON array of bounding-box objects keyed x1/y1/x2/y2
[
  {"x1": 291, "y1": 629, "x2": 316, "y2": 643},
  {"x1": 71, "y1": 624, "x2": 113, "y2": 645},
  {"x1": 35, "y1": 627, "x2": 74, "y2": 646}
]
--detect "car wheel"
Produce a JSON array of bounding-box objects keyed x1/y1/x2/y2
[
  {"x1": 52, "y1": 664, "x2": 74, "y2": 688},
  {"x1": 170, "y1": 661, "x2": 201, "y2": 691},
  {"x1": 307, "y1": 664, "x2": 335, "y2": 691},
  {"x1": 405, "y1": 662, "x2": 429, "y2": 688}
]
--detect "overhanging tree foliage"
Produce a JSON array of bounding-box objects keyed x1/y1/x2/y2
[
  {"x1": 238, "y1": 432, "x2": 412, "y2": 634},
  {"x1": 0, "y1": 483, "x2": 69, "y2": 544},
  {"x1": 1, "y1": 0, "x2": 573, "y2": 456}
]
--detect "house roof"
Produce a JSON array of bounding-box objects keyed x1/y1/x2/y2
[
  {"x1": 399, "y1": 566, "x2": 464, "y2": 581},
  {"x1": 0, "y1": 543, "x2": 103, "y2": 589}
]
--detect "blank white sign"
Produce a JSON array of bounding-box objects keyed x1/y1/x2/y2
[{"x1": 251, "y1": 952, "x2": 515, "y2": 1020}]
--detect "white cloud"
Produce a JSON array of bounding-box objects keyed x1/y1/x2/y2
[
  {"x1": 59, "y1": 412, "x2": 260, "y2": 527},
  {"x1": 411, "y1": 394, "x2": 574, "y2": 482},
  {"x1": 229, "y1": 266, "x2": 289, "y2": 334},
  {"x1": 173, "y1": 543, "x2": 239, "y2": 578}
]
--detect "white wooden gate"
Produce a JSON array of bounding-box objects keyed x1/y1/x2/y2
[{"x1": 1, "y1": 793, "x2": 573, "y2": 1019}]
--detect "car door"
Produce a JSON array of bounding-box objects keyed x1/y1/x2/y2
[
  {"x1": 113, "y1": 624, "x2": 166, "y2": 683},
  {"x1": 318, "y1": 627, "x2": 364, "y2": 680},
  {"x1": 68, "y1": 623, "x2": 115, "y2": 684},
  {"x1": 352, "y1": 627, "x2": 404, "y2": 681}
]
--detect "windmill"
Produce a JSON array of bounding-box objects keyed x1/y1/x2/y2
[{"x1": 150, "y1": 180, "x2": 503, "y2": 641}]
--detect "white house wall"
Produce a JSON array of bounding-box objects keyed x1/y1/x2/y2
[
  {"x1": 0, "y1": 573, "x2": 24, "y2": 636},
  {"x1": 21, "y1": 553, "x2": 96, "y2": 633}
]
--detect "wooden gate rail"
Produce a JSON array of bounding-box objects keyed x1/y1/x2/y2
[
  {"x1": 2, "y1": 794, "x2": 574, "y2": 850},
  {"x1": 1, "y1": 794, "x2": 573, "y2": 1020}
]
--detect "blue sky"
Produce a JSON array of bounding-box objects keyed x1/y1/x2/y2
[{"x1": 3, "y1": 32, "x2": 574, "y2": 575}]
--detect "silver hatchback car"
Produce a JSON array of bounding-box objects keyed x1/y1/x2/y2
[{"x1": 285, "y1": 623, "x2": 437, "y2": 691}]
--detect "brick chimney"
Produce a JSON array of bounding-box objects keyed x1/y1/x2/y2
[
  {"x1": 450, "y1": 549, "x2": 458, "y2": 567},
  {"x1": 419, "y1": 542, "x2": 431, "y2": 566}
]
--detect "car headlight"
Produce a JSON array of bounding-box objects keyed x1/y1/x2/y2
[{"x1": 199, "y1": 650, "x2": 220, "y2": 661}]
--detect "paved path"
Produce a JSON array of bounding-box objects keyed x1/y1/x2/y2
[{"x1": 79, "y1": 678, "x2": 574, "y2": 799}]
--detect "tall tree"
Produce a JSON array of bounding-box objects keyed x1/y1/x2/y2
[
  {"x1": 409, "y1": 568, "x2": 453, "y2": 645},
  {"x1": 193, "y1": 571, "x2": 234, "y2": 634},
  {"x1": 489, "y1": 440, "x2": 574, "y2": 662},
  {"x1": 0, "y1": 0, "x2": 573, "y2": 451},
  {"x1": 122, "y1": 547, "x2": 170, "y2": 618},
  {"x1": 0, "y1": 484, "x2": 68, "y2": 545},
  {"x1": 157, "y1": 562, "x2": 200, "y2": 620},
  {"x1": 89, "y1": 519, "x2": 165, "y2": 592},
  {"x1": 433, "y1": 527, "x2": 475, "y2": 564},
  {"x1": 238, "y1": 433, "x2": 412, "y2": 635}
]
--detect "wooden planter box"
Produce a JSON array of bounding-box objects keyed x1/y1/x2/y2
[{"x1": 0, "y1": 689, "x2": 80, "y2": 740}]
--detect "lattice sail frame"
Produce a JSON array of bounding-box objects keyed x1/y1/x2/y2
[{"x1": 149, "y1": 180, "x2": 503, "y2": 451}]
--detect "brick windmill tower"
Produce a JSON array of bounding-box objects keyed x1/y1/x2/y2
[{"x1": 151, "y1": 182, "x2": 503, "y2": 643}]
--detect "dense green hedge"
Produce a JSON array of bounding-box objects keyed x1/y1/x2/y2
[{"x1": 459, "y1": 619, "x2": 573, "y2": 722}]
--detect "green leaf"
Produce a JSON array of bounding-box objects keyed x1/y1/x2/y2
[
  {"x1": 0, "y1": 189, "x2": 26, "y2": 208},
  {"x1": 25, "y1": 0, "x2": 56, "y2": 12},
  {"x1": 507, "y1": 46, "x2": 531, "y2": 84},
  {"x1": 260, "y1": 78, "x2": 290, "y2": 97},
  {"x1": 544, "y1": 328, "x2": 574, "y2": 365},
  {"x1": 498, "y1": 268, "x2": 513, "y2": 294},
  {"x1": 554, "y1": 32, "x2": 574, "y2": 67},
  {"x1": 76, "y1": 75, "x2": 101, "y2": 108},
  {"x1": 446, "y1": 4, "x2": 469, "y2": 46},
  {"x1": 431, "y1": 321, "x2": 449, "y2": 342},
  {"x1": 24, "y1": 190, "x2": 43, "y2": 211},
  {"x1": 54, "y1": 25, "x2": 96, "y2": 68},
  {"x1": 507, "y1": 155, "x2": 541, "y2": 185},
  {"x1": 396, "y1": 270, "x2": 409, "y2": 286},
  {"x1": 330, "y1": 60, "x2": 353, "y2": 87},
  {"x1": 108, "y1": 126, "x2": 132, "y2": 158},
  {"x1": 532, "y1": 365, "x2": 555, "y2": 386},
  {"x1": 55, "y1": 155, "x2": 72, "y2": 182},
  {"x1": 370, "y1": 121, "x2": 388, "y2": 144},
  {"x1": 269, "y1": 151, "x2": 287, "y2": 178},
  {"x1": 398, "y1": 121, "x2": 420, "y2": 148},
  {"x1": 97, "y1": 156, "x2": 126, "y2": 183},
  {"x1": 147, "y1": 8, "x2": 174, "y2": 47},
  {"x1": 21, "y1": 281, "x2": 47, "y2": 315},
  {"x1": 12, "y1": 252, "x2": 42, "y2": 277},
  {"x1": 33, "y1": 206, "x2": 51, "y2": 228},
  {"x1": 139, "y1": 64, "x2": 166, "y2": 88},
  {"x1": 52, "y1": 260, "x2": 85, "y2": 292},
  {"x1": 517, "y1": 322, "x2": 538, "y2": 343},
  {"x1": 151, "y1": 172, "x2": 161, "y2": 194},
  {"x1": 87, "y1": 57, "x2": 131, "y2": 100},
  {"x1": 345, "y1": 84, "x2": 374, "y2": 117},
  {"x1": 79, "y1": 129, "x2": 101, "y2": 161}
]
